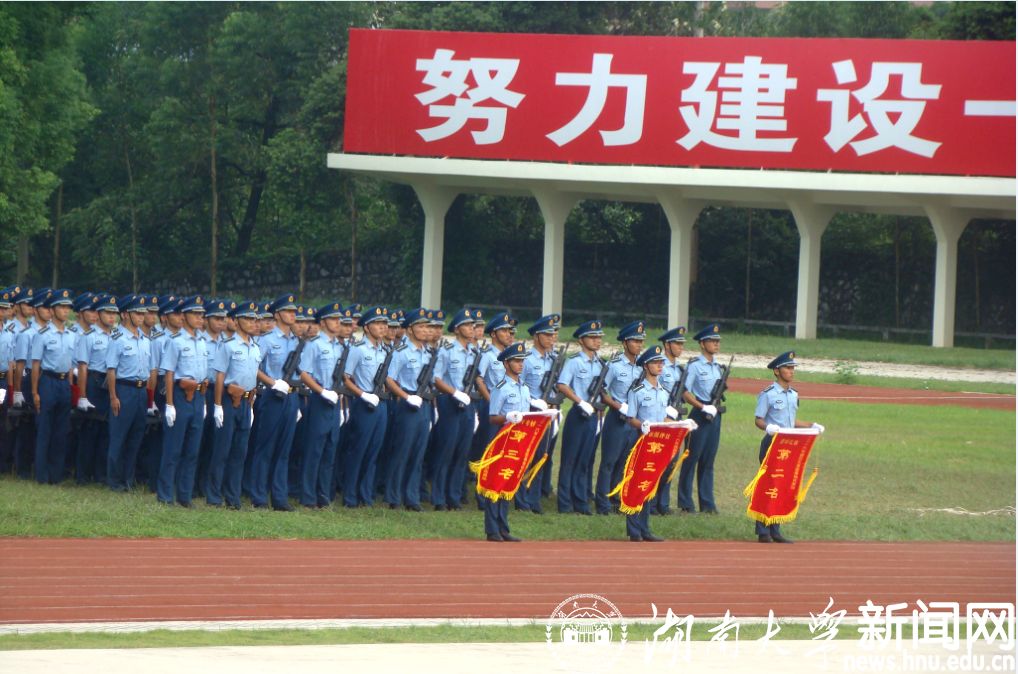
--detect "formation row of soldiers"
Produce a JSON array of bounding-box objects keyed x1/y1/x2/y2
[{"x1": 0, "y1": 284, "x2": 820, "y2": 541}]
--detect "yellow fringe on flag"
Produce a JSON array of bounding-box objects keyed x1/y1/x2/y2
[
  {"x1": 742, "y1": 464, "x2": 767, "y2": 498},
  {"x1": 606, "y1": 472, "x2": 631, "y2": 498},
  {"x1": 797, "y1": 467, "x2": 819, "y2": 504},
  {"x1": 618, "y1": 502, "x2": 641, "y2": 515},
  {"x1": 524, "y1": 453, "x2": 548, "y2": 489},
  {"x1": 468, "y1": 452, "x2": 504, "y2": 475},
  {"x1": 664, "y1": 449, "x2": 690, "y2": 484}
]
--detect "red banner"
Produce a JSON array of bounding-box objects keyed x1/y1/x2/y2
[
  {"x1": 744, "y1": 428, "x2": 820, "y2": 526},
  {"x1": 471, "y1": 412, "x2": 554, "y2": 502},
  {"x1": 345, "y1": 29, "x2": 1015, "y2": 177},
  {"x1": 609, "y1": 420, "x2": 695, "y2": 515}
]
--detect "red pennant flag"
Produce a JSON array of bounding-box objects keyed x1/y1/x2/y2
[
  {"x1": 744, "y1": 428, "x2": 821, "y2": 526},
  {"x1": 609, "y1": 420, "x2": 696, "y2": 515},
  {"x1": 471, "y1": 411, "x2": 555, "y2": 502}
]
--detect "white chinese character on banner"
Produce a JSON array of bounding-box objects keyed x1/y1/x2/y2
[
  {"x1": 817, "y1": 60, "x2": 942, "y2": 158},
  {"x1": 546, "y1": 53, "x2": 647, "y2": 147},
  {"x1": 678, "y1": 56, "x2": 798, "y2": 152},
  {"x1": 415, "y1": 48, "x2": 525, "y2": 145}
]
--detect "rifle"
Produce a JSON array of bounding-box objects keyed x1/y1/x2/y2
[
  {"x1": 331, "y1": 342, "x2": 356, "y2": 400},
  {"x1": 4, "y1": 405, "x2": 34, "y2": 433},
  {"x1": 539, "y1": 341, "x2": 572, "y2": 406},
  {"x1": 704, "y1": 354, "x2": 735, "y2": 421},
  {"x1": 277, "y1": 337, "x2": 307, "y2": 396},
  {"x1": 416, "y1": 345, "x2": 440, "y2": 401},
  {"x1": 371, "y1": 345, "x2": 395, "y2": 400},
  {"x1": 587, "y1": 350, "x2": 618, "y2": 414},
  {"x1": 460, "y1": 345, "x2": 483, "y2": 403},
  {"x1": 666, "y1": 359, "x2": 694, "y2": 420}
]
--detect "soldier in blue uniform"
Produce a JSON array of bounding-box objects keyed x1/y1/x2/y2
[
  {"x1": 753, "y1": 351, "x2": 825, "y2": 543},
  {"x1": 288, "y1": 304, "x2": 313, "y2": 499},
  {"x1": 297, "y1": 302, "x2": 345, "y2": 509},
  {"x1": 383, "y1": 307, "x2": 434, "y2": 510},
  {"x1": 342, "y1": 305, "x2": 391, "y2": 508},
  {"x1": 624, "y1": 345, "x2": 674, "y2": 542},
  {"x1": 375, "y1": 309, "x2": 405, "y2": 501},
  {"x1": 12, "y1": 288, "x2": 48, "y2": 478},
  {"x1": 74, "y1": 294, "x2": 118, "y2": 485},
  {"x1": 555, "y1": 320, "x2": 606, "y2": 515},
  {"x1": 194, "y1": 299, "x2": 229, "y2": 499},
  {"x1": 105, "y1": 294, "x2": 157, "y2": 492},
  {"x1": 595, "y1": 320, "x2": 645, "y2": 515},
  {"x1": 483, "y1": 341, "x2": 532, "y2": 542},
  {"x1": 0, "y1": 288, "x2": 16, "y2": 474},
  {"x1": 157, "y1": 295, "x2": 209, "y2": 507},
  {"x1": 248, "y1": 293, "x2": 301, "y2": 511},
  {"x1": 430, "y1": 308, "x2": 482, "y2": 511},
  {"x1": 30, "y1": 289, "x2": 76, "y2": 484},
  {"x1": 515, "y1": 314, "x2": 558, "y2": 513},
  {"x1": 209, "y1": 301, "x2": 262, "y2": 509},
  {"x1": 679, "y1": 324, "x2": 726, "y2": 514},
  {"x1": 652, "y1": 326, "x2": 687, "y2": 515}
]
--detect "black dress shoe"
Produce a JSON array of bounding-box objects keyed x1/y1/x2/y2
[
  {"x1": 702, "y1": 508, "x2": 719, "y2": 515},
  {"x1": 597, "y1": 510, "x2": 611, "y2": 516},
  {"x1": 388, "y1": 503, "x2": 400, "y2": 510},
  {"x1": 577, "y1": 510, "x2": 593, "y2": 516},
  {"x1": 771, "y1": 533, "x2": 794, "y2": 544},
  {"x1": 178, "y1": 501, "x2": 194, "y2": 509},
  {"x1": 273, "y1": 503, "x2": 295, "y2": 512},
  {"x1": 629, "y1": 535, "x2": 643, "y2": 542},
  {"x1": 448, "y1": 504, "x2": 462, "y2": 511},
  {"x1": 758, "y1": 534, "x2": 773, "y2": 543},
  {"x1": 434, "y1": 504, "x2": 447, "y2": 512},
  {"x1": 226, "y1": 503, "x2": 242, "y2": 511},
  {"x1": 405, "y1": 504, "x2": 423, "y2": 512},
  {"x1": 500, "y1": 532, "x2": 522, "y2": 542},
  {"x1": 486, "y1": 533, "x2": 504, "y2": 542},
  {"x1": 679, "y1": 508, "x2": 696, "y2": 515},
  {"x1": 253, "y1": 503, "x2": 268, "y2": 509},
  {"x1": 643, "y1": 533, "x2": 665, "y2": 542}
]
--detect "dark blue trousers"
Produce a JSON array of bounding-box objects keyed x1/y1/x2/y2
[
  {"x1": 754, "y1": 434, "x2": 783, "y2": 537},
  {"x1": 207, "y1": 397, "x2": 252, "y2": 507},
  {"x1": 157, "y1": 387, "x2": 204, "y2": 505},
  {"x1": 385, "y1": 398, "x2": 431, "y2": 507},
  {"x1": 300, "y1": 394, "x2": 340, "y2": 507},
  {"x1": 241, "y1": 394, "x2": 265, "y2": 498},
  {"x1": 35, "y1": 374, "x2": 71, "y2": 484},
  {"x1": 76, "y1": 374, "x2": 110, "y2": 485},
  {"x1": 596, "y1": 411, "x2": 633, "y2": 513},
  {"x1": 249, "y1": 392, "x2": 298, "y2": 507},
  {"x1": 193, "y1": 388, "x2": 215, "y2": 500},
  {"x1": 430, "y1": 394, "x2": 474, "y2": 509},
  {"x1": 289, "y1": 393, "x2": 310, "y2": 498},
  {"x1": 14, "y1": 377, "x2": 36, "y2": 479},
  {"x1": 106, "y1": 383, "x2": 147, "y2": 491},
  {"x1": 557, "y1": 407, "x2": 597, "y2": 513},
  {"x1": 514, "y1": 426, "x2": 549, "y2": 513},
  {"x1": 626, "y1": 505, "x2": 653, "y2": 539},
  {"x1": 484, "y1": 499, "x2": 511, "y2": 537},
  {"x1": 342, "y1": 397, "x2": 387, "y2": 507},
  {"x1": 678, "y1": 407, "x2": 722, "y2": 512}
]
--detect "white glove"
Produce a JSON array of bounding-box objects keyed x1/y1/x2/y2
[
  {"x1": 296, "y1": 409, "x2": 302, "y2": 423},
  {"x1": 506, "y1": 410, "x2": 524, "y2": 424},
  {"x1": 360, "y1": 391, "x2": 380, "y2": 408},
  {"x1": 665, "y1": 405, "x2": 679, "y2": 420},
  {"x1": 406, "y1": 394, "x2": 423, "y2": 409},
  {"x1": 701, "y1": 404, "x2": 718, "y2": 418},
  {"x1": 201, "y1": 404, "x2": 207, "y2": 421},
  {"x1": 452, "y1": 390, "x2": 470, "y2": 406},
  {"x1": 618, "y1": 402, "x2": 629, "y2": 416},
  {"x1": 640, "y1": 420, "x2": 652, "y2": 435},
  {"x1": 766, "y1": 423, "x2": 780, "y2": 436},
  {"x1": 213, "y1": 404, "x2": 224, "y2": 428},
  {"x1": 812, "y1": 422, "x2": 826, "y2": 434},
  {"x1": 577, "y1": 400, "x2": 594, "y2": 416},
  {"x1": 13, "y1": 391, "x2": 25, "y2": 408},
  {"x1": 473, "y1": 411, "x2": 479, "y2": 432},
  {"x1": 147, "y1": 403, "x2": 159, "y2": 417},
  {"x1": 320, "y1": 389, "x2": 339, "y2": 405},
  {"x1": 249, "y1": 407, "x2": 254, "y2": 426},
  {"x1": 529, "y1": 398, "x2": 548, "y2": 411},
  {"x1": 0, "y1": 388, "x2": 6, "y2": 405},
  {"x1": 270, "y1": 379, "x2": 290, "y2": 394},
  {"x1": 77, "y1": 397, "x2": 94, "y2": 412},
  {"x1": 164, "y1": 404, "x2": 176, "y2": 428}
]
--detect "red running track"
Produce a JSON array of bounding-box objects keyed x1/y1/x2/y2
[{"x1": 1, "y1": 538, "x2": 1013, "y2": 624}]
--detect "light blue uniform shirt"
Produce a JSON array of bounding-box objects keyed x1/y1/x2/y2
[
  {"x1": 626, "y1": 379, "x2": 668, "y2": 423},
  {"x1": 212, "y1": 336, "x2": 262, "y2": 390},
  {"x1": 557, "y1": 351, "x2": 605, "y2": 403},
  {"x1": 162, "y1": 330, "x2": 210, "y2": 383},
  {"x1": 754, "y1": 382, "x2": 799, "y2": 429},
  {"x1": 152, "y1": 328, "x2": 177, "y2": 375},
  {"x1": 433, "y1": 339, "x2": 476, "y2": 392},
  {"x1": 75, "y1": 328, "x2": 114, "y2": 373},
  {"x1": 31, "y1": 326, "x2": 76, "y2": 372},
  {"x1": 604, "y1": 354, "x2": 641, "y2": 403},
  {"x1": 387, "y1": 340, "x2": 431, "y2": 392},
  {"x1": 476, "y1": 344, "x2": 497, "y2": 382},
  {"x1": 488, "y1": 376, "x2": 532, "y2": 418},
  {"x1": 106, "y1": 330, "x2": 155, "y2": 381},
  {"x1": 13, "y1": 319, "x2": 41, "y2": 363},
  {"x1": 685, "y1": 355, "x2": 723, "y2": 402},
  {"x1": 258, "y1": 326, "x2": 298, "y2": 380},
  {"x1": 0, "y1": 324, "x2": 15, "y2": 372},
  {"x1": 344, "y1": 338, "x2": 389, "y2": 392},
  {"x1": 483, "y1": 353, "x2": 507, "y2": 392},
  {"x1": 521, "y1": 347, "x2": 555, "y2": 397},
  {"x1": 203, "y1": 332, "x2": 225, "y2": 377},
  {"x1": 659, "y1": 357, "x2": 686, "y2": 395},
  {"x1": 298, "y1": 333, "x2": 342, "y2": 388}
]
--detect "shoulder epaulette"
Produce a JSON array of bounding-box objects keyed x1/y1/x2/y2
[
  {"x1": 20, "y1": 325, "x2": 31, "y2": 333},
  {"x1": 353, "y1": 339, "x2": 365, "y2": 347},
  {"x1": 5, "y1": 323, "x2": 14, "y2": 333},
  {"x1": 442, "y1": 341, "x2": 453, "y2": 350},
  {"x1": 83, "y1": 327, "x2": 94, "y2": 336},
  {"x1": 480, "y1": 344, "x2": 493, "y2": 353},
  {"x1": 38, "y1": 326, "x2": 50, "y2": 335},
  {"x1": 495, "y1": 379, "x2": 507, "y2": 389},
  {"x1": 568, "y1": 351, "x2": 580, "y2": 359},
  {"x1": 632, "y1": 383, "x2": 645, "y2": 392},
  {"x1": 111, "y1": 332, "x2": 122, "y2": 340},
  {"x1": 395, "y1": 343, "x2": 408, "y2": 352},
  {"x1": 609, "y1": 354, "x2": 622, "y2": 363},
  {"x1": 222, "y1": 337, "x2": 235, "y2": 344},
  {"x1": 151, "y1": 330, "x2": 164, "y2": 339}
]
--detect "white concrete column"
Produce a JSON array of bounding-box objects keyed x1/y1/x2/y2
[
  {"x1": 925, "y1": 205, "x2": 969, "y2": 348},
  {"x1": 533, "y1": 190, "x2": 575, "y2": 316},
  {"x1": 657, "y1": 193, "x2": 704, "y2": 329},
  {"x1": 411, "y1": 184, "x2": 458, "y2": 309},
  {"x1": 788, "y1": 201, "x2": 836, "y2": 340}
]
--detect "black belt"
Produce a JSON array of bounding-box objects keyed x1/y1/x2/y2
[
  {"x1": 89, "y1": 371, "x2": 106, "y2": 381},
  {"x1": 116, "y1": 378, "x2": 147, "y2": 388},
  {"x1": 0, "y1": 371, "x2": 6, "y2": 381},
  {"x1": 42, "y1": 370, "x2": 68, "y2": 380},
  {"x1": 403, "y1": 389, "x2": 417, "y2": 395}
]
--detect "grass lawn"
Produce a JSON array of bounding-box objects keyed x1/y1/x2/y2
[{"x1": 2, "y1": 394, "x2": 1013, "y2": 542}]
